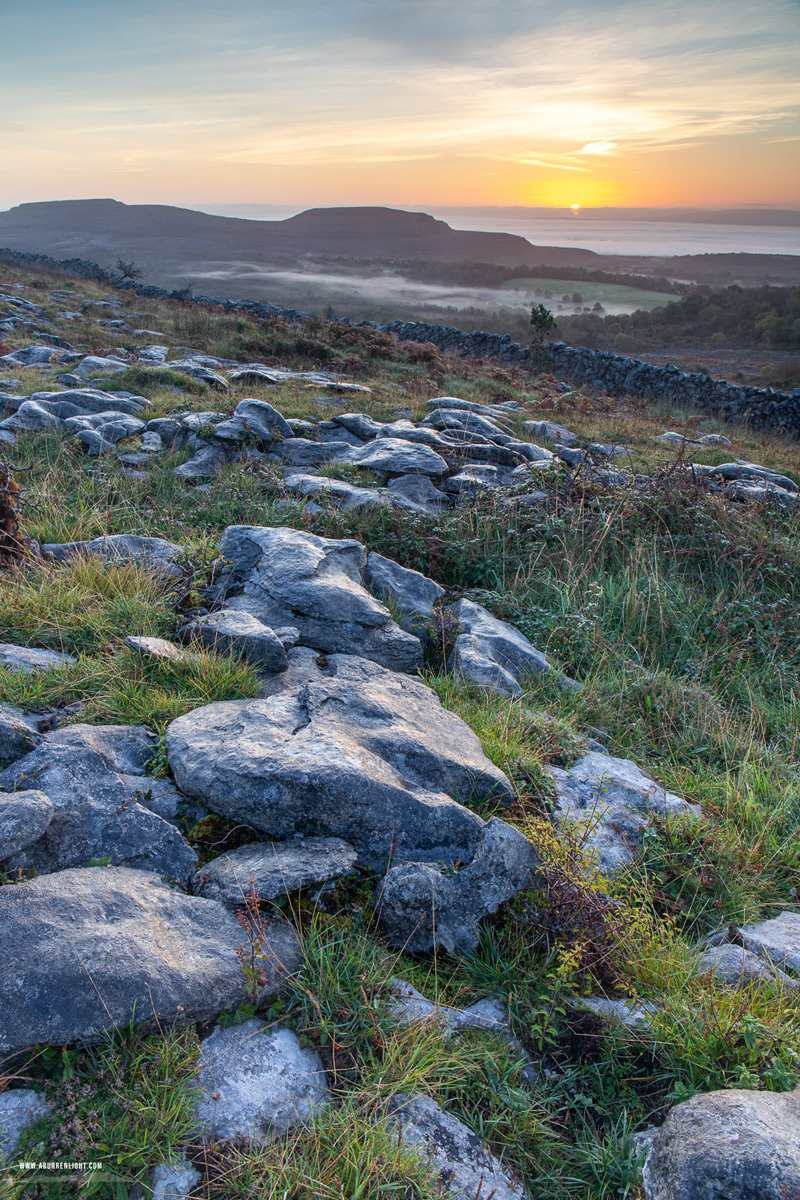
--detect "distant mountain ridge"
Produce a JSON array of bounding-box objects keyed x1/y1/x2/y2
[{"x1": 0, "y1": 199, "x2": 598, "y2": 269}]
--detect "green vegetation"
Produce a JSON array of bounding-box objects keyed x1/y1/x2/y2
[{"x1": 1, "y1": 257, "x2": 799, "y2": 1199}]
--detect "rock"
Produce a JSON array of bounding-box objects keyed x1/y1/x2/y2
[
  {"x1": 708, "y1": 461, "x2": 798, "y2": 492},
  {"x1": 0, "y1": 724, "x2": 197, "y2": 882},
  {"x1": 724, "y1": 480, "x2": 799, "y2": 509},
  {"x1": 232, "y1": 398, "x2": 293, "y2": 442},
  {"x1": 0, "y1": 790, "x2": 54, "y2": 859},
  {"x1": 30, "y1": 388, "x2": 149, "y2": 417},
  {"x1": 554, "y1": 444, "x2": 583, "y2": 466},
  {"x1": 0, "y1": 643, "x2": 75, "y2": 674},
  {"x1": 347, "y1": 438, "x2": 448, "y2": 477},
  {"x1": 0, "y1": 1089, "x2": 51, "y2": 1158},
  {"x1": 0, "y1": 867, "x2": 300, "y2": 1056},
  {"x1": 194, "y1": 837, "x2": 358, "y2": 906},
  {"x1": 377, "y1": 817, "x2": 539, "y2": 953},
  {"x1": 0, "y1": 399, "x2": 63, "y2": 432},
  {"x1": 364, "y1": 552, "x2": 444, "y2": 647},
  {"x1": 426, "y1": 409, "x2": 513, "y2": 443},
  {"x1": 274, "y1": 438, "x2": 352, "y2": 467},
  {"x1": 129, "y1": 1160, "x2": 201, "y2": 1200},
  {"x1": 166, "y1": 649, "x2": 511, "y2": 870},
  {"x1": 179, "y1": 610, "x2": 288, "y2": 673},
  {"x1": 2, "y1": 345, "x2": 76, "y2": 367},
  {"x1": 71, "y1": 354, "x2": 129, "y2": 378},
  {"x1": 63, "y1": 409, "x2": 144, "y2": 433},
  {"x1": 0, "y1": 704, "x2": 42, "y2": 766},
  {"x1": 578, "y1": 996, "x2": 657, "y2": 1029},
  {"x1": 41, "y1": 534, "x2": 185, "y2": 576},
  {"x1": 549, "y1": 751, "x2": 700, "y2": 875},
  {"x1": 446, "y1": 599, "x2": 549, "y2": 698},
  {"x1": 284, "y1": 473, "x2": 390, "y2": 514},
  {"x1": 330, "y1": 412, "x2": 384, "y2": 440},
  {"x1": 125, "y1": 635, "x2": 185, "y2": 662},
  {"x1": 524, "y1": 420, "x2": 577, "y2": 445},
  {"x1": 174, "y1": 443, "x2": 231, "y2": 480},
  {"x1": 441, "y1": 465, "x2": 504, "y2": 495},
  {"x1": 218, "y1": 526, "x2": 422, "y2": 672},
  {"x1": 387, "y1": 473, "x2": 450, "y2": 514},
  {"x1": 642, "y1": 1088, "x2": 800, "y2": 1200},
  {"x1": 384, "y1": 1093, "x2": 525, "y2": 1200},
  {"x1": 391, "y1": 980, "x2": 512, "y2": 1037},
  {"x1": 170, "y1": 361, "x2": 229, "y2": 390},
  {"x1": 694, "y1": 943, "x2": 799, "y2": 990},
  {"x1": 738, "y1": 911, "x2": 800, "y2": 973},
  {"x1": 192, "y1": 1019, "x2": 329, "y2": 1143}
]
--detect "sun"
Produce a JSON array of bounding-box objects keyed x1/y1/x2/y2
[{"x1": 571, "y1": 203, "x2": 580, "y2": 211}]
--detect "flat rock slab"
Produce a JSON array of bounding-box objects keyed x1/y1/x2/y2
[
  {"x1": 284, "y1": 473, "x2": 390, "y2": 515},
  {"x1": 385, "y1": 1093, "x2": 525, "y2": 1200},
  {"x1": 447, "y1": 599, "x2": 550, "y2": 698},
  {"x1": 642, "y1": 1088, "x2": 800, "y2": 1200},
  {"x1": 0, "y1": 724, "x2": 197, "y2": 881},
  {"x1": 378, "y1": 817, "x2": 539, "y2": 953},
  {"x1": 194, "y1": 837, "x2": 358, "y2": 906},
  {"x1": 0, "y1": 867, "x2": 301, "y2": 1056},
  {"x1": 192, "y1": 1018, "x2": 329, "y2": 1143},
  {"x1": 219, "y1": 525, "x2": 422, "y2": 672},
  {"x1": 695, "y1": 943, "x2": 799, "y2": 990},
  {"x1": 0, "y1": 643, "x2": 75, "y2": 673},
  {"x1": 166, "y1": 649, "x2": 511, "y2": 870},
  {"x1": 41, "y1": 534, "x2": 185, "y2": 577},
  {"x1": 550, "y1": 750, "x2": 699, "y2": 875}
]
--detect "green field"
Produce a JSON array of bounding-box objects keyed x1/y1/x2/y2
[{"x1": 501, "y1": 276, "x2": 675, "y2": 313}]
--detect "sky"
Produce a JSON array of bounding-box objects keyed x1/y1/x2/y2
[{"x1": 2, "y1": 0, "x2": 799, "y2": 212}]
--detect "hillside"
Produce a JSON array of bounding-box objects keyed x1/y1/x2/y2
[{"x1": 0, "y1": 256, "x2": 800, "y2": 1200}]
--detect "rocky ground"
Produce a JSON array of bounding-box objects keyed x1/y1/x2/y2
[{"x1": 0, "y1": 260, "x2": 799, "y2": 1199}]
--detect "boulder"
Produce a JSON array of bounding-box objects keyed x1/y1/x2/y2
[
  {"x1": 642, "y1": 1088, "x2": 800, "y2": 1200},
  {"x1": 549, "y1": 751, "x2": 699, "y2": 875},
  {"x1": 174, "y1": 443, "x2": 231, "y2": 481},
  {"x1": 179, "y1": 609, "x2": 288, "y2": 673},
  {"x1": 364, "y1": 552, "x2": 444, "y2": 647},
  {"x1": 0, "y1": 1089, "x2": 51, "y2": 1158},
  {"x1": 0, "y1": 790, "x2": 54, "y2": 859},
  {"x1": 377, "y1": 817, "x2": 539, "y2": 953},
  {"x1": 347, "y1": 438, "x2": 448, "y2": 477},
  {"x1": 194, "y1": 837, "x2": 358, "y2": 906},
  {"x1": 740, "y1": 911, "x2": 800, "y2": 972},
  {"x1": 218, "y1": 526, "x2": 422, "y2": 672},
  {"x1": 71, "y1": 355, "x2": 129, "y2": 378},
  {"x1": 447, "y1": 599, "x2": 549, "y2": 697},
  {"x1": 0, "y1": 399, "x2": 63, "y2": 433},
  {"x1": 192, "y1": 1019, "x2": 329, "y2": 1143},
  {"x1": 0, "y1": 867, "x2": 300, "y2": 1055},
  {"x1": 0, "y1": 643, "x2": 75, "y2": 674},
  {"x1": 387, "y1": 473, "x2": 450, "y2": 514},
  {"x1": 124, "y1": 635, "x2": 185, "y2": 662},
  {"x1": 232, "y1": 398, "x2": 293, "y2": 442},
  {"x1": 0, "y1": 724, "x2": 197, "y2": 882},
  {"x1": 0, "y1": 704, "x2": 42, "y2": 766},
  {"x1": 41, "y1": 533, "x2": 185, "y2": 577},
  {"x1": 384, "y1": 1093, "x2": 525, "y2": 1200},
  {"x1": 166, "y1": 649, "x2": 511, "y2": 870}
]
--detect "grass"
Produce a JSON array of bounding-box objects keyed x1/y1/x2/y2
[{"x1": 2, "y1": 257, "x2": 800, "y2": 1199}]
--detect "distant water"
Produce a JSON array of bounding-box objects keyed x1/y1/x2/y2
[{"x1": 197, "y1": 202, "x2": 800, "y2": 258}]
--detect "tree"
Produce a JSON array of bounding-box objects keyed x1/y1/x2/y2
[
  {"x1": 529, "y1": 303, "x2": 557, "y2": 365},
  {"x1": 116, "y1": 259, "x2": 141, "y2": 282}
]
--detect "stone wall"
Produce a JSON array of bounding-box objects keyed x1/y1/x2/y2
[{"x1": 3, "y1": 247, "x2": 798, "y2": 437}]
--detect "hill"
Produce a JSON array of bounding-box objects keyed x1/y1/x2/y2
[
  {"x1": 0, "y1": 255, "x2": 799, "y2": 1199},
  {"x1": 0, "y1": 199, "x2": 599, "y2": 272}
]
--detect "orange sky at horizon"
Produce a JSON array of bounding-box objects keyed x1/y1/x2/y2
[{"x1": 2, "y1": 0, "x2": 799, "y2": 213}]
